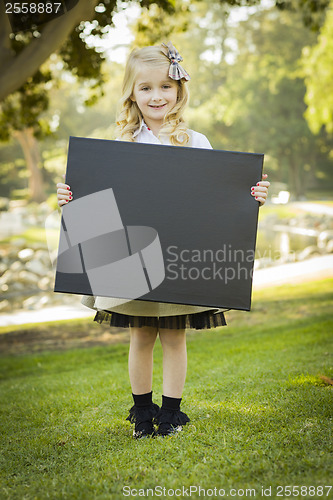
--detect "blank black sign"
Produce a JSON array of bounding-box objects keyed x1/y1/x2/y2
[{"x1": 54, "y1": 136, "x2": 263, "y2": 311}]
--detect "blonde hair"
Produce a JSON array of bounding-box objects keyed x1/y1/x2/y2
[{"x1": 116, "y1": 44, "x2": 190, "y2": 146}]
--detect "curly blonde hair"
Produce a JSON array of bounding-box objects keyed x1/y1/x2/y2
[{"x1": 116, "y1": 44, "x2": 190, "y2": 146}]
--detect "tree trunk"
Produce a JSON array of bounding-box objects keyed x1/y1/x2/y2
[
  {"x1": 13, "y1": 128, "x2": 46, "y2": 202},
  {"x1": 0, "y1": 0, "x2": 100, "y2": 101},
  {"x1": 290, "y1": 156, "x2": 305, "y2": 200}
]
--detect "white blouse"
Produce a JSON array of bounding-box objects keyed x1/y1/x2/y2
[
  {"x1": 133, "y1": 120, "x2": 213, "y2": 149},
  {"x1": 81, "y1": 122, "x2": 223, "y2": 317}
]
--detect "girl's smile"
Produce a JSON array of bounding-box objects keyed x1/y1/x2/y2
[
  {"x1": 149, "y1": 103, "x2": 167, "y2": 109},
  {"x1": 131, "y1": 65, "x2": 178, "y2": 135}
]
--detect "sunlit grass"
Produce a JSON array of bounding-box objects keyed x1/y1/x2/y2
[
  {"x1": 258, "y1": 204, "x2": 301, "y2": 221},
  {"x1": 0, "y1": 226, "x2": 59, "y2": 247},
  {"x1": 0, "y1": 279, "x2": 332, "y2": 498}
]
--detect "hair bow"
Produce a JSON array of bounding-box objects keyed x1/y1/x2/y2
[{"x1": 162, "y1": 42, "x2": 190, "y2": 81}]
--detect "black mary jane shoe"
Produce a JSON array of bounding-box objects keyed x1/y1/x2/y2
[
  {"x1": 156, "y1": 422, "x2": 183, "y2": 437},
  {"x1": 155, "y1": 407, "x2": 190, "y2": 437},
  {"x1": 133, "y1": 420, "x2": 156, "y2": 439},
  {"x1": 126, "y1": 403, "x2": 159, "y2": 439}
]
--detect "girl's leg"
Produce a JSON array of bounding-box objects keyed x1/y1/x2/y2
[
  {"x1": 128, "y1": 326, "x2": 158, "y2": 394},
  {"x1": 158, "y1": 328, "x2": 187, "y2": 398}
]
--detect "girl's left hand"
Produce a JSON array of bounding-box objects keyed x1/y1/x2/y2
[{"x1": 251, "y1": 173, "x2": 270, "y2": 207}]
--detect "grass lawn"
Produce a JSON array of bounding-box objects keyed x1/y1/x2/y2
[{"x1": 0, "y1": 280, "x2": 332, "y2": 500}]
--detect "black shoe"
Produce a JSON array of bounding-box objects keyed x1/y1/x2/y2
[
  {"x1": 126, "y1": 403, "x2": 159, "y2": 439},
  {"x1": 156, "y1": 422, "x2": 183, "y2": 437},
  {"x1": 155, "y1": 407, "x2": 190, "y2": 437},
  {"x1": 133, "y1": 420, "x2": 156, "y2": 439}
]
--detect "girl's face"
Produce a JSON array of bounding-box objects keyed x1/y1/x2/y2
[{"x1": 131, "y1": 65, "x2": 178, "y2": 132}]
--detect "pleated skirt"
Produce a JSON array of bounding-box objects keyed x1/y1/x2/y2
[{"x1": 93, "y1": 309, "x2": 227, "y2": 330}]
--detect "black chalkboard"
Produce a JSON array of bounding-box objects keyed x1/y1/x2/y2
[{"x1": 54, "y1": 136, "x2": 263, "y2": 311}]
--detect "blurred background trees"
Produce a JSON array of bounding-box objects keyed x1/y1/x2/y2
[{"x1": 0, "y1": 0, "x2": 332, "y2": 202}]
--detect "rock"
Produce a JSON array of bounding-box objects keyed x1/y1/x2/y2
[
  {"x1": 0, "y1": 270, "x2": 14, "y2": 285},
  {"x1": 22, "y1": 294, "x2": 52, "y2": 310},
  {"x1": 0, "y1": 299, "x2": 11, "y2": 312},
  {"x1": 318, "y1": 230, "x2": 333, "y2": 250},
  {"x1": 297, "y1": 246, "x2": 321, "y2": 261},
  {"x1": 0, "y1": 263, "x2": 7, "y2": 276},
  {"x1": 25, "y1": 259, "x2": 48, "y2": 276},
  {"x1": 38, "y1": 295, "x2": 51, "y2": 307},
  {"x1": 327, "y1": 240, "x2": 333, "y2": 253},
  {"x1": 34, "y1": 249, "x2": 52, "y2": 267},
  {"x1": 38, "y1": 276, "x2": 52, "y2": 290},
  {"x1": 2, "y1": 257, "x2": 10, "y2": 267},
  {"x1": 18, "y1": 248, "x2": 34, "y2": 262},
  {"x1": 0, "y1": 249, "x2": 8, "y2": 260},
  {"x1": 23, "y1": 296, "x2": 42, "y2": 310},
  {"x1": 10, "y1": 282, "x2": 25, "y2": 291},
  {"x1": 17, "y1": 270, "x2": 40, "y2": 285},
  {"x1": 8, "y1": 249, "x2": 20, "y2": 260},
  {"x1": 10, "y1": 261, "x2": 24, "y2": 272}
]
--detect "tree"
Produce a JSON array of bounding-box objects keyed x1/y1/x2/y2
[
  {"x1": 211, "y1": 8, "x2": 333, "y2": 197},
  {"x1": 302, "y1": 2, "x2": 333, "y2": 135},
  {"x1": 0, "y1": 0, "x2": 175, "y2": 200},
  {"x1": 0, "y1": 0, "x2": 331, "y2": 201},
  {"x1": 275, "y1": 0, "x2": 330, "y2": 31},
  {"x1": 0, "y1": 0, "x2": 101, "y2": 102},
  {"x1": 132, "y1": 0, "x2": 333, "y2": 197},
  {"x1": 0, "y1": 0, "x2": 329, "y2": 102}
]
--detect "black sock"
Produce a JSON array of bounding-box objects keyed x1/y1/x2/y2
[
  {"x1": 132, "y1": 391, "x2": 153, "y2": 407},
  {"x1": 161, "y1": 395, "x2": 181, "y2": 411}
]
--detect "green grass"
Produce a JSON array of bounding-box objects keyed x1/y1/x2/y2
[
  {"x1": 0, "y1": 280, "x2": 332, "y2": 500},
  {"x1": 0, "y1": 226, "x2": 59, "y2": 247},
  {"x1": 0, "y1": 316, "x2": 90, "y2": 336},
  {"x1": 257, "y1": 199, "x2": 333, "y2": 224},
  {"x1": 313, "y1": 200, "x2": 333, "y2": 207},
  {"x1": 258, "y1": 204, "x2": 301, "y2": 222}
]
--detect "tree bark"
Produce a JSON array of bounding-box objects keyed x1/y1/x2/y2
[
  {"x1": 290, "y1": 155, "x2": 304, "y2": 200},
  {"x1": 13, "y1": 128, "x2": 46, "y2": 202},
  {"x1": 0, "y1": 0, "x2": 99, "y2": 102}
]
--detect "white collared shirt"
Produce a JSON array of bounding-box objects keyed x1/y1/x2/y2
[{"x1": 132, "y1": 120, "x2": 213, "y2": 149}]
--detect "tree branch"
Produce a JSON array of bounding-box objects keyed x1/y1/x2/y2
[
  {"x1": 0, "y1": 0, "x2": 99, "y2": 102},
  {"x1": 0, "y1": 1, "x2": 15, "y2": 68}
]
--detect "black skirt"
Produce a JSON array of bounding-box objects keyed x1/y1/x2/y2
[{"x1": 93, "y1": 309, "x2": 227, "y2": 330}]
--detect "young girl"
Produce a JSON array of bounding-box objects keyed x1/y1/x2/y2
[{"x1": 56, "y1": 42, "x2": 270, "y2": 439}]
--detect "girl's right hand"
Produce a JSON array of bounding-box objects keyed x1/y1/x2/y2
[{"x1": 56, "y1": 182, "x2": 73, "y2": 207}]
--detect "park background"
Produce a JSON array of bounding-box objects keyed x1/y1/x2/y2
[{"x1": 0, "y1": 0, "x2": 332, "y2": 498}]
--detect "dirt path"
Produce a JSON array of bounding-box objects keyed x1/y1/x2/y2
[{"x1": 0, "y1": 318, "x2": 130, "y2": 355}]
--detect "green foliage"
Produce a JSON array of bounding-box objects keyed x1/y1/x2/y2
[
  {"x1": 0, "y1": 157, "x2": 27, "y2": 199},
  {"x1": 302, "y1": 3, "x2": 333, "y2": 135},
  {"x1": 275, "y1": 0, "x2": 329, "y2": 31},
  {"x1": 0, "y1": 280, "x2": 332, "y2": 496},
  {"x1": 0, "y1": 69, "x2": 53, "y2": 141},
  {"x1": 1, "y1": 0, "x2": 333, "y2": 200},
  {"x1": 46, "y1": 192, "x2": 60, "y2": 211},
  {"x1": 133, "y1": 3, "x2": 190, "y2": 46},
  {"x1": 184, "y1": 4, "x2": 333, "y2": 196},
  {"x1": 58, "y1": 26, "x2": 106, "y2": 106}
]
